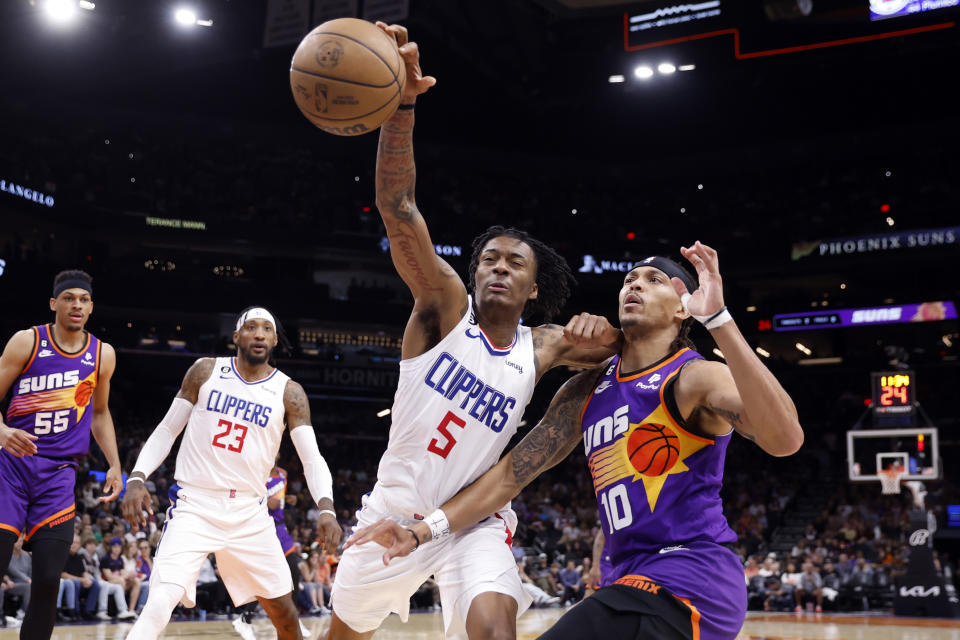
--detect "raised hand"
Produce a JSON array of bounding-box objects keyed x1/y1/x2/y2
[
  {"x1": 673, "y1": 241, "x2": 725, "y2": 318},
  {"x1": 562, "y1": 313, "x2": 619, "y2": 349},
  {"x1": 344, "y1": 518, "x2": 419, "y2": 566},
  {"x1": 375, "y1": 22, "x2": 437, "y2": 103}
]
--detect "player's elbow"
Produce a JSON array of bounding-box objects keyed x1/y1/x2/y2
[{"x1": 768, "y1": 420, "x2": 804, "y2": 457}]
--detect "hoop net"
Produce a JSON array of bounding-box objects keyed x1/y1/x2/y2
[{"x1": 879, "y1": 467, "x2": 905, "y2": 495}]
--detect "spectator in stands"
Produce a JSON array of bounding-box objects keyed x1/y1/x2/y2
[
  {"x1": 195, "y1": 555, "x2": 228, "y2": 616},
  {"x1": 5, "y1": 537, "x2": 31, "y2": 619},
  {"x1": 299, "y1": 550, "x2": 330, "y2": 615},
  {"x1": 761, "y1": 576, "x2": 792, "y2": 612},
  {"x1": 558, "y1": 560, "x2": 583, "y2": 605},
  {"x1": 102, "y1": 537, "x2": 140, "y2": 615},
  {"x1": 529, "y1": 554, "x2": 557, "y2": 596},
  {"x1": 79, "y1": 536, "x2": 134, "y2": 621},
  {"x1": 60, "y1": 533, "x2": 100, "y2": 621},
  {"x1": 121, "y1": 541, "x2": 147, "y2": 612},
  {"x1": 795, "y1": 561, "x2": 823, "y2": 613},
  {"x1": 517, "y1": 561, "x2": 559, "y2": 608}
]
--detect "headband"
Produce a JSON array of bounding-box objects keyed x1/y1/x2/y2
[
  {"x1": 637, "y1": 256, "x2": 697, "y2": 294},
  {"x1": 53, "y1": 280, "x2": 92, "y2": 298},
  {"x1": 236, "y1": 307, "x2": 276, "y2": 331}
]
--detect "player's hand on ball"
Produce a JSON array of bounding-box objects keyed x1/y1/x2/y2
[
  {"x1": 316, "y1": 512, "x2": 342, "y2": 555},
  {"x1": 0, "y1": 424, "x2": 38, "y2": 457},
  {"x1": 121, "y1": 482, "x2": 153, "y2": 530},
  {"x1": 375, "y1": 22, "x2": 436, "y2": 104},
  {"x1": 99, "y1": 465, "x2": 123, "y2": 503},
  {"x1": 562, "y1": 313, "x2": 619, "y2": 349},
  {"x1": 345, "y1": 519, "x2": 418, "y2": 565},
  {"x1": 674, "y1": 241, "x2": 725, "y2": 317}
]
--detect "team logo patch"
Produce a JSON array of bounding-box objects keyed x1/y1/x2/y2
[
  {"x1": 82, "y1": 352, "x2": 95, "y2": 366},
  {"x1": 37, "y1": 349, "x2": 54, "y2": 358}
]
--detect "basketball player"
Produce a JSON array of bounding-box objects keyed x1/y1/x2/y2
[
  {"x1": 327, "y1": 22, "x2": 623, "y2": 640},
  {"x1": 120, "y1": 307, "x2": 340, "y2": 640},
  {"x1": 0, "y1": 269, "x2": 123, "y2": 638},
  {"x1": 348, "y1": 242, "x2": 804, "y2": 640}
]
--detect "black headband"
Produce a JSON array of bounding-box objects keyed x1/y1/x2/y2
[
  {"x1": 53, "y1": 280, "x2": 92, "y2": 298},
  {"x1": 636, "y1": 256, "x2": 696, "y2": 294}
]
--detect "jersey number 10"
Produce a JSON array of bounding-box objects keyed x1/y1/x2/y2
[{"x1": 600, "y1": 484, "x2": 634, "y2": 534}]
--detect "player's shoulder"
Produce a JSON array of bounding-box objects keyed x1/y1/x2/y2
[
  {"x1": 282, "y1": 378, "x2": 306, "y2": 400},
  {"x1": 184, "y1": 358, "x2": 217, "y2": 385},
  {"x1": 674, "y1": 358, "x2": 732, "y2": 394},
  {"x1": 1, "y1": 328, "x2": 37, "y2": 361}
]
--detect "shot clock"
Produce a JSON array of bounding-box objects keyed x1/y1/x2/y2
[{"x1": 871, "y1": 371, "x2": 915, "y2": 415}]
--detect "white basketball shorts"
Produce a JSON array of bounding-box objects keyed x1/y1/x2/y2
[
  {"x1": 150, "y1": 483, "x2": 293, "y2": 607},
  {"x1": 331, "y1": 502, "x2": 531, "y2": 638}
]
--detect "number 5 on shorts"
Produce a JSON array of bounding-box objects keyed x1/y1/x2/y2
[{"x1": 427, "y1": 411, "x2": 466, "y2": 459}]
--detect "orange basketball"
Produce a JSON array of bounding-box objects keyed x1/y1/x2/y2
[
  {"x1": 289, "y1": 18, "x2": 406, "y2": 136},
  {"x1": 627, "y1": 423, "x2": 680, "y2": 476}
]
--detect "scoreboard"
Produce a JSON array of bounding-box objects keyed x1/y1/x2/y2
[{"x1": 871, "y1": 370, "x2": 915, "y2": 416}]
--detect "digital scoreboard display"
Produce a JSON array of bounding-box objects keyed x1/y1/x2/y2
[
  {"x1": 871, "y1": 371, "x2": 915, "y2": 414},
  {"x1": 773, "y1": 301, "x2": 957, "y2": 332}
]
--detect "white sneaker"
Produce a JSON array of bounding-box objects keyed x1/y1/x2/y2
[
  {"x1": 96, "y1": 611, "x2": 113, "y2": 621},
  {"x1": 299, "y1": 619, "x2": 311, "y2": 637},
  {"x1": 4, "y1": 616, "x2": 22, "y2": 628},
  {"x1": 233, "y1": 615, "x2": 257, "y2": 640},
  {"x1": 117, "y1": 610, "x2": 138, "y2": 620}
]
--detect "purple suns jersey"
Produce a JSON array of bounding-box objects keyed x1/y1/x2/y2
[
  {"x1": 582, "y1": 348, "x2": 746, "y2": 640},
  {"x1": 266, "y1": 473, "x2": 287, "y2": 525},
  {"x1": 5, "y1": 325, "x2": 101, "y2": 459}
]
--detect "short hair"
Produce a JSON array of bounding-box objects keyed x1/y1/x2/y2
[
  {"x1": 53, "y1": 269, "x2": 93, "y2": 293},
  {"x1": 468, "y1": 226, "x2": 576, "y2": 322}
]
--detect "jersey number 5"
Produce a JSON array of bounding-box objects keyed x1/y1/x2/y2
[
  {"x1": 212, "y1": 419, "x2": 249, "y2": 453},
  {"x1": 427, "y1": 411, "x2": 466, "y2": 459}
]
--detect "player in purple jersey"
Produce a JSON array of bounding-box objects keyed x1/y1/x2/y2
[
  {"x1": 348, "y1": 242, "x2": 803, "y2": 640},
  {"x1": 0, "y1": 270, "x2": 123, "y2": 638}
]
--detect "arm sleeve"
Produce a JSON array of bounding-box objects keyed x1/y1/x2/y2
[
  {"x1": 290, "y1": 425, "x2": 333, "y2": 505},
  {"x1": 131, "y1": 397, "x2": 193, "y2": 478}
]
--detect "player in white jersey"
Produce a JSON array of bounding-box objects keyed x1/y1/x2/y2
[
  {"x1": 327, "y1": 24, "x2": 622, "y2": 640},
  {"x1": 120, "y1": 307, "x2": 341, "y2": 640}
]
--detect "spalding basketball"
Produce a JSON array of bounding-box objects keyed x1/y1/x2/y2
[
  {"x1": 290, "y1": 18, "x2": 406, "y2": 136},
  {"x1": 627, "y1": 423, "x2": 680, "y2": 477}
]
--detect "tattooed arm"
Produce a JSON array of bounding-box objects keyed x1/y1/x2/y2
[
  {"x1": 373, "y1": 24, "x2": 465, "y2": 359},
  {"x1": 675, "y1": 353, "x2": 803, "y2": 456},
  {"x1": 345, "y1": 370, "x2": 600, "y2": 561},
  {"x1": 532, "y1": 317, "x2": 622, "y2": 381}
]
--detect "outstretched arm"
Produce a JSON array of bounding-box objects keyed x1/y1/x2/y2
[
  {"x1": 374, "y1": 24, "x2": 466, "y2": 359},
  {"x1": 121, "y1": 358, "x2": 212, "y2": 528},
  {"x1": 533, "y1": 314, "x2": 623, "y2": 380},
  {"x1": 89, "y1": 343, "x2": 122, "y2": 503},
  {"x1": 346, "y1": 369, "x2": 600, "y2": 563},
  {"x1": 673, "y1": 241, "x2": 803, "y2": 456},
  {"x1": 285, "y1": 380, "x2": 341, "y2": 554}
]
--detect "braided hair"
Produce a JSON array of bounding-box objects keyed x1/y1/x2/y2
[
  {"x1": 468, "y1": 226, "x2": 576, "y2": 322},
  {"x1": 235, "y1": 306, "x2": 292, "y2": 365}
]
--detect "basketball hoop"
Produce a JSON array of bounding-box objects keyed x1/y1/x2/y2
[{"x1": 879, "y1": 467, "x2": 904, "y2": 495}]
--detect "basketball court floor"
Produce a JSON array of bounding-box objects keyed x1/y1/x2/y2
[{"x1": 4, "y1": 609, "x2": 960, "y2": 639}]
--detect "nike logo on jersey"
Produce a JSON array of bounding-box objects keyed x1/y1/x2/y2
[
  {"x1": 18, "y1": 370, "x2": 80, "y2": 394},
  {"x1": 658, "y1": 545, "x2": 688, "y2": 554},
  {"x1": 594, "y1": 380, "x2": 612, "y2": 395},
  {"x1": 423, "y1": 351, "x2": 517, "y2": 433},
  {"x1": 37, "y1": 349, "x2": 54, "y2": 358}
]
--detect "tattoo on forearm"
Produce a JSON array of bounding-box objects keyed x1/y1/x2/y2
[
  {"x1": 177, "y1": 359, "x2": 214, "y2": 403},
  {"x1": 510, "y1": 371, "x2": 598, "y2": 487},
  {"x1": 387, "y1": 219, "x2": 442, "y2": 292},
  {"x1": 707, "y1": 402, "x2": 758, "y2": 442},
  {"x1": 376, "y1": 111, "x2": 417, "y2": 219}
]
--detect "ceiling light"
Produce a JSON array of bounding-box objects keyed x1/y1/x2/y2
[
  {"x1": 44, "y1": 0, "x2": 77, "y2": 23},
  {"x1": 886, "y1": 217, "x2": 895, "y2": 226},
  {"x1": 756, "y1": 347, "x2": 770, "y2": 358},
  {"x1": 678, "y1": 64, "x2": 696, "y2": 71},
  {"x1": 608, "y1": 74, "x2": 625, "y2": 83},
  {"x1": 174, "y1": 7, "x2": 197, "y2": 26},
  {"x1": 658, "y1": 62, "x2": 676, "y2": 75},
  {"x1": 795, "y1": 343, "x2": 812, "y2": 356},
  {"x1": 634, "y1": 65, "x2": 654, "y2": 80},
  {"x1": 712, "y1": 348, "x2": 724, "y2": 359},
  {"x1": 746, "y1": 305, "x2": 757, "y2": 312},
  {"x1": 377, "y1": 408, "x2": 391, "y2": 418}
]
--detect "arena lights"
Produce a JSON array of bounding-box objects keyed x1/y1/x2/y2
[
  {"x1": 755, "y1": 346, "x2": 771, "y2": 358},
  {"x1": 43, "y1": 0, "x2": 77, "y2": 23},
  {"x1": 658, "y1": 62, "x2": 676, "y2": 75},
  {"x1": 608, "y1": 74, "x2": 626, "y2": 83},
  {"x1": 634, "y1": 65, "x2": 654, "y2": 80},
  {"x1": 174, "y1": 7, "x2": 213, "y2": 27},
  {"x1": 886, "y1": 216, "x2": 895, "y2": 226},
  {"x1": 678, "y1": 64, "x2": 696, "y2": 71},
  {"x1": 712, "y1": 348, "x2": 724, "y2": 359},
  {"x1": 746, "y1": 305, "x2": 757, "y2": 312},
  {"x1": 795, "y1": 342, "x2": 812, "y2": 356},
  {"x1": 377, "y1": 408, "x2": 391, "y2": 418}
]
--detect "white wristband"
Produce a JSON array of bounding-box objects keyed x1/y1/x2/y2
[
  {"x1": 425, "y1": 509, "x2": 450, "y2": 541},
  {"x1": 126, "y1": 477, "x2": 145, "y2": 487},
  {"x1": 317, "y1": 509, "x2": 336, "y2": 518},
  {"x1": 680, "y1": 293, "x2": 733, "y2": 330}
]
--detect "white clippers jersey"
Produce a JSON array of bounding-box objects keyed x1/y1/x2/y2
[
  {"x1": 175, "y1": 357, "x2": 289, "y2": 497},
  {"x1": 368, "y1": 298, "x2": 536, "y2": 518}
]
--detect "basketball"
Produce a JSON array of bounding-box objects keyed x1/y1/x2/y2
[
  {"x1": 289, "y1": 18, "x2": 406, "y2": 136},
  {"x1": 627, "y1": 423, "x2": 680, "y2": 476}
]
